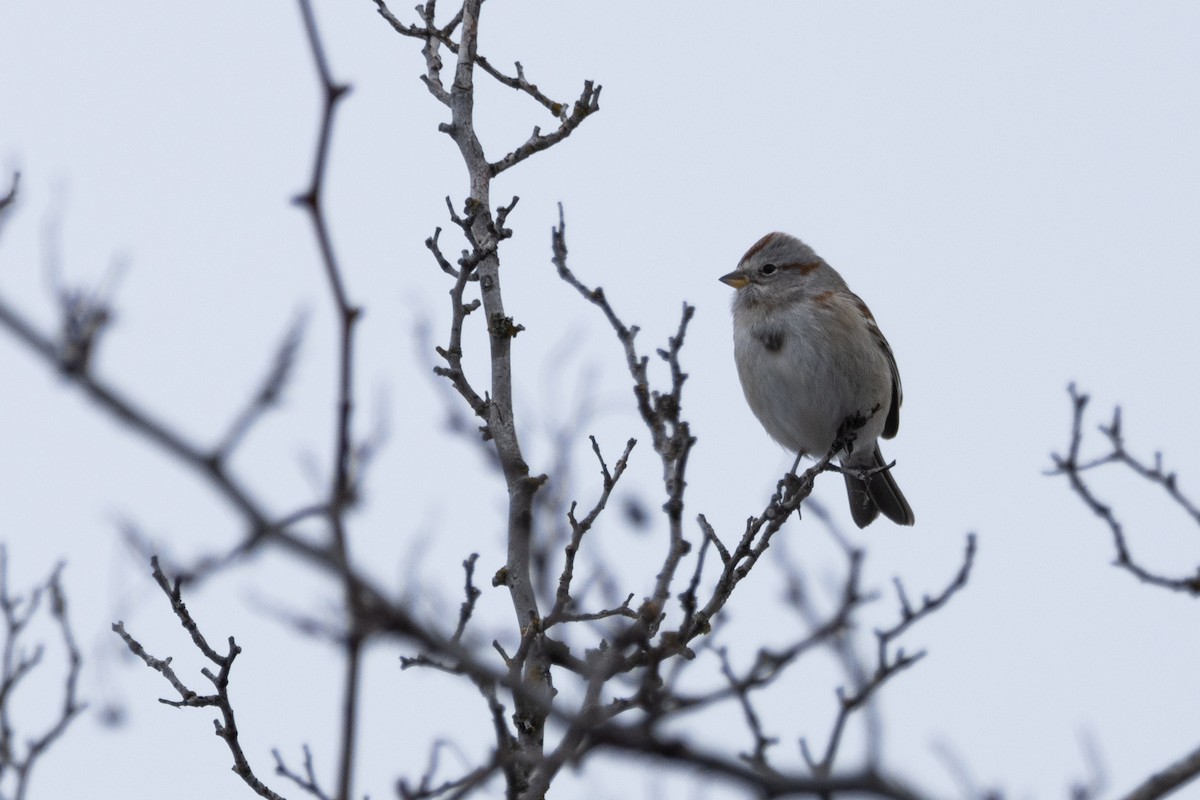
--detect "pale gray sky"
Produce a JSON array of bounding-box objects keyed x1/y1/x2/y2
[{"x1": 2, "y1": 2, "x2": 1200, "y2": 798}]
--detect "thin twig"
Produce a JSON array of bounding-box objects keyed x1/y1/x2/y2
[
  {"x1": 113, "y1": 558, "x2": 284, "y2": 800},
  {"x1": 1050, "y1": 385, "x2": 1200, "y2": 594},
  {"x1": 374, "y1": 0, "x2": 591, "y2": 123},
  {"x1": 545, "y1": 437, "x2": 637, "y2": 627},
  {"x1": 550, "y1": 204, "x2": 698, "y2": 642},
  {"x1": 452, "y1": 554, "x2": 483, "y2": 643}
]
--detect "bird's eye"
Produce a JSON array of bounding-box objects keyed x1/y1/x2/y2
[{"x1": 760, "y1": 263, "x2": 778, "y2": 275}]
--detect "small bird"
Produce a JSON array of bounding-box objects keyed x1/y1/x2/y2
[{"x1": 720, "y1": 232, "x2": 914, "y2": 528}]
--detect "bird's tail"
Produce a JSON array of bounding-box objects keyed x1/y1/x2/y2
[{"x1": 842, "y1": 445, "x2": 915, "y2": 528}]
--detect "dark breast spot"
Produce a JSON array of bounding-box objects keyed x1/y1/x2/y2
[{"x1": 758, "y1": 329, "x2": 785, "y2": 352}]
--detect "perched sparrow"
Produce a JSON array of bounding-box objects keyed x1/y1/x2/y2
[{"x1": 720, "y1": 232, "x2": 914, "y2": 528}]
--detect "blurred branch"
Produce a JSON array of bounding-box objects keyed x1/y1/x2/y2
[
  {"x1": 0, "y1": 172, "x2": 18, "y2": 213},
  {"x1": 273, "y1": 744, "x2": 334, "y2": 800},
  {"x1": 878, "y1": 533, "x2": 976, "y2": 661},
  {"x1": 0, "y1": 237, "x2": 278, "y2": 555},
  {"x1": 0, "y1": 172, "x2": 17, "y2": 241},
  {"x1": 803, "y1": 535, "x2": 976, "y2": 776},
  {"x1": 0, "y1": 549, "x2": 85, "y2": 800},
  {"x1": 214, "y1": 312, "x2": 308, "y2": 460},
  {"x1": 452, "y1": 554, "x2": 483, "y2": 644},
  {"x1": 929, "y1": 740, "x2": 1002, "y2": 800},
  {"x1": 585, "y1": 722, "x2": 929, "y2": 800},
  {"x1": 1050, "y1": 384, "x2": 1200, "y2": 594},
  {"x1": 292, "y1": 3, "x2": 363, "y2": 798},
  {"x1": 717, "y1": 646, "x2": 779, "y2": 769},
  {"x1": 397, "y1": 741, "x2": 500, "y2": 800},
  {"x1": 1118, "y1": 741, "x2": 1200, "y2": 800},
  {"x1": 778, "y1": 516, "x2": 885, "y2": 768}
]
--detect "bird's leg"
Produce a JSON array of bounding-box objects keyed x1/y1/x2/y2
[{"x1": 774, "y1": 450, "x2": 808, "y2": 507}]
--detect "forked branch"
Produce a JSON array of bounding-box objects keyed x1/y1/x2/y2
[{"x1": 1051, "y1": 384, "x2": 1200, "y2": 594}]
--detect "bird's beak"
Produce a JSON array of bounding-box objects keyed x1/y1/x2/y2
[{"x1": 719, "y1": 271, "x2": 748, "y2": 289}]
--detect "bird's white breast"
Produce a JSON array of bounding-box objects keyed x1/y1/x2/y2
[{"x1": 732, "y1": 295, "x2": 891, "y2": 459}]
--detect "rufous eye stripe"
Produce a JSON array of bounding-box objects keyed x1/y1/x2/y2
[{"x1": 781, "y1": 261, "x2": 822, "y2": 275}]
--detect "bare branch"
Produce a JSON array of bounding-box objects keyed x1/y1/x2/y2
[
  {"x1": 679, "y1": 444, "x2": 844, "y2": 647},
  {"x1": 545, "y1": 437, "x2": 637, "y2": 627},
  {"x1": 551, "y1": 205, "x2": 698, "y2": 637},
  {"x1": 489, "y1": 81, "x2": 601, "y2": 176},
  {"x1": 667, "y1": 536, "x2": 868, "y2": 729},
  {"x1": 800, "y1": 534, "x2": 975, "y2": 776},
  {"x1": 877, "y1": 533, "x2": 976, "y2": 659},
  {"x1": 113, "y1": 557, "x2": 285, "y2": 800},
  {"x1": 374, "y1": 0, "x2": 587, "y2": 122},
  {"x1": 1050, "y1": 384, "x2": 1200, "y2": 594}
]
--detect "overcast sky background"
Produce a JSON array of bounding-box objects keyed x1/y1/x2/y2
[{"x1": 2, "y1": 2, "x2": 1200, "y2": 798}]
